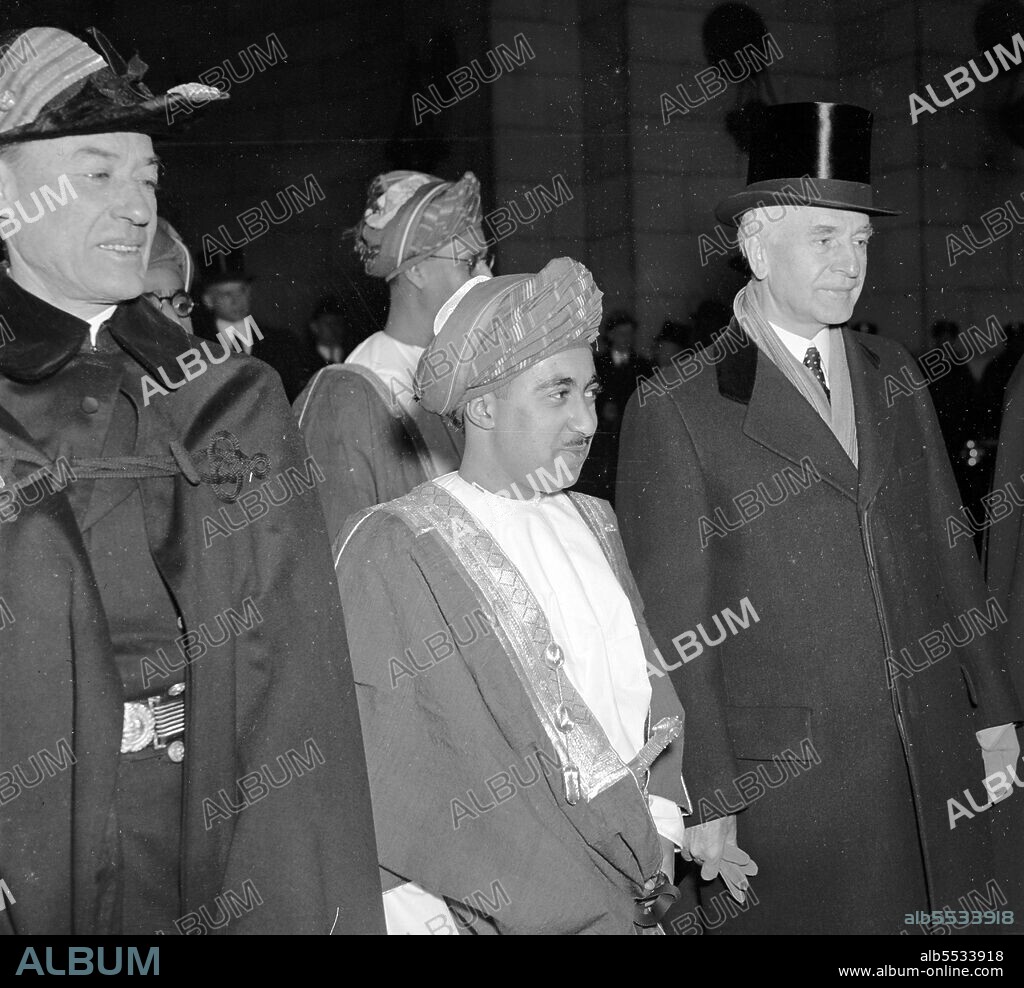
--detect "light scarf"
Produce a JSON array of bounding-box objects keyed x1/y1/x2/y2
[{"x1": 734, "y1": 283, "x2": 859, "y2": 468}]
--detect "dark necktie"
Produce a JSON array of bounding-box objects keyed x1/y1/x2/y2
[{"x1": 803, "y1": 345, "x2": 830, "y2": 403}]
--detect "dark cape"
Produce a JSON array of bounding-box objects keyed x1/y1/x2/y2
[
  {"x1": 0, "y1": 277, "x2": 383, "y2": 934},
  {"x1": 617, "y1": 320, "x2": 1021, "y2": 935}
]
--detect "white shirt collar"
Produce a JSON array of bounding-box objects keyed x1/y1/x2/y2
[
  {"x1": 768, "y1": 321, "x2": 832, "y2": 385},
  {"x1": 87, "y1": 305, "x2": 118, "y2": 347},
  {"x1": 216, "y1": 317, "x2": 254, "y2": 350}
]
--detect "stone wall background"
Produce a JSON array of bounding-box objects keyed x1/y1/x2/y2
[{"x1": 11, "y1": 0, "x2": 1024, "y2": 350}]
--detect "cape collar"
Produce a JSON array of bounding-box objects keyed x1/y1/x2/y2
[{"x1": 0, "y1": 273, "x2": 191, "y2": 383}]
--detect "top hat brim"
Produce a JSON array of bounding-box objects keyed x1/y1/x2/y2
[
  {"x1": 0, "y1": 89, "x2": 228, "y2": 147},
  {"x1": 202, "y1": 271, "x2": 254, "y2": 287},
  {"x1": 715, "y1": 179, "x2": 899, "y2": 226}
]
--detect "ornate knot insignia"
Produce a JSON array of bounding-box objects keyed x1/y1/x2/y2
[{"x1": 192, "y1": 430, "x2": 270, "y2": 503}]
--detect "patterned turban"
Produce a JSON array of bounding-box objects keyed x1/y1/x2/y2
[
  {"x1": 354, "y1": 170, "x2": 484, "y2": 281},
  {"x1": 414, "y1": 257, "x2": 603, "y2": 416}
]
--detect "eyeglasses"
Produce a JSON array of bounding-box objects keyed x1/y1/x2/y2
[
  {"x1": 143, "y1": 290, "x2": 194, "y2": 318},
  {"x1": 429, "y1": 251, "x2": 492, "y2": 272}
]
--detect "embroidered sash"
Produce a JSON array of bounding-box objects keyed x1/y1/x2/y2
[{"x1": 389, "y1": 482, "x2": 637, "y2": 804}]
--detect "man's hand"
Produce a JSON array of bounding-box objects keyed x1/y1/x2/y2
[
  {"x1": 680, "y1": 813, "x2": 734, "y2": 879},
  {"x1": 680, "y1": 814, "x2": 757, "y2": 902},
  {"x1": 718, "y1": 840, "x2": 758, "y2": 903},
  {"x1": 979, "y1": 724, "x2": 1021, "y2": 803}
]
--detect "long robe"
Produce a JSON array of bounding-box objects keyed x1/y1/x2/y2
[
  {"x1": 334, "y1": 479, "x2": 689, "y2": 934},
  {"x1": 617, "y1": 320, "x2": 1021, "y2": 935},
  {"x1": 294, "y1": 361, "x2": 462, "y2": 544}
]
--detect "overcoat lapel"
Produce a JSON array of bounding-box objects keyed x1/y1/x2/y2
[
  {"x1": 845, "y1": 332, "x2": 897, "y2": 510},
  {"x1": 716, "y1": 323, "x2": 858, "y2": 501}
]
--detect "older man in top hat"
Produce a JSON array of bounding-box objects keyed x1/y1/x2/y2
[
  {"x1": 0, "y1": 27, "x2": 382, "y2": 934},
  {"x1": 617, "y1": 102, "x2": 1021, "y2": 934},
  {"x1": 295, "y1": 170, "x2": 490, "y2": 544}
]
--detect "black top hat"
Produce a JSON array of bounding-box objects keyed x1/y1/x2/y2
[
  {"x1": 714, "y1": 102, "x2": 898, "y2": 225},
  {"x1": 0, "y1": 26, "x2": 227, "y2": 147},
  {"x1": 201, "y1": 248, "x2": 252, "y2": 288}
]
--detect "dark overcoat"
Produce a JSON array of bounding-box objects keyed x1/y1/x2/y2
[
  {"x1": 0, "y1": 283, "x2": 383, "y2": 934},
  {"x1": 984, "y1": 353, "x2": 1024, "y2": 929},
  {"x1": 617, "y1": 320, "x2": 1020, "y2": 935},
  {"x1": 987, "y1": 354, "x2": 1024, "y2": 700}
]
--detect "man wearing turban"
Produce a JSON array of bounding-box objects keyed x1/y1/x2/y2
[
  {"x1": 335, "y1": 257, "x2": 755, "y2": 934},
  {"x1": 295, "y1": 169, "x2": 490, "y2": 544}
]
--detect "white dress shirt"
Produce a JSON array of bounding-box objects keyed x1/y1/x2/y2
[
  {"x1": 87, "y1": 306, "x2": 118, "y2": 347},
  {"x1": 768, "y1": 320, "x2": 832, "y2": 388},
  {"x1": 345, "y1": 330, "x2": 423, "y2": 414},
  {"x1": 215, "y1": 317, "x2": 255, "y2": 355}
]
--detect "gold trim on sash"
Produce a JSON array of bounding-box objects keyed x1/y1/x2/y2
[
  {"x1": 570, "y1": 492, "x2": 692, "y2": 813},
  {"x1": 394, "y1": 482, "x2": 636, "y2": 804},
  {"x1": 566, "y1": 492, "x2": 636, "y2": 594}
]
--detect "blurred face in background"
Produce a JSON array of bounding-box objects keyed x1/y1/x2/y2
[
  {"x1": 310, "y1": 310, "x2": 345, "y2": 346},
  {"x1": 143, "y1": 262, "x2": 193, "y2": 332},
  {"x1": 203, "y1": 278, "x2": 251, "y2": 323},
  {"x1": 608, "y1": 320, "x2": 636, "y2": 353}
]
